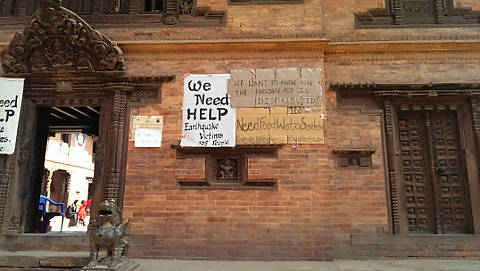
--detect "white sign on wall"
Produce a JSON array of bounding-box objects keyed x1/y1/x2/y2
[
  {"x1": 134, "y1": 128, "x2": 163, "y2": 148},
  {"x1": 181, "y1": 74, "x2": 236, "y2": 147},
  {"x1": 0, "y1": 78, "x2": 24, "y2": 155}
]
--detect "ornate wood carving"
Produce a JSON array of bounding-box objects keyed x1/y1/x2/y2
[
  {"x1": 216, "y1": 159, "x2": 239, "y2": 183},
  {"x1": 105, "y1": 169, "x2": 121, "y2": 201},
  {"x1": 434, "y1": 0, "x2": 444, "y2": 24},
  {"x1": 8, "y1": 215, "x2": 20, "y2": 231},
  {"x1": 0, "y1": 0, "x2": 15, "y2": 16},
  {"x1": 392, "y1": 0, "x2": 404, "y2": 25},
  {"x1": 330, "y1": 82, "x2": 480, "y2": 96},
  {"x1": 429, "y1": 111, "x2": 471, "y2": 233},
  {"x1": 1, "y1": 0, "x2": 126, "y2": 75},
  {"x1": 471, "y1": 98, "x2": 480, "y2": 137},
  {"x1": 384, "y1": 100, "x2": 394, "y2": 138},
  {"x1": 174, "y1": 145, "x2": 279, "y2": 190},
  {"x1": 389, "y1": 171, "x2": 399, "y2": 232},
  {"x1": 0, "y1": 2, "x2": 173, "y2": 234},
  {"x1": 397, "y1": 111, "x2": 436, "y2": 233},
  {"x1": 0, "y1": 0, "x2": 225, "y2": 26},
  {"x1": 356, "y1": 0, "x2": 480, "y2": 27},
  {"x1": 103, "y1": 86, "x2": 129, "y2": 204},
  {"x1": 391, "y1": 108, "x2": 473, "y2": 234},
  {"x1": 0, "y1": 165, "x2": 13, "y2": 231},
  {"x1": 179, "y1": 0, "x2": 192, "y2": 15},
  {"x1": 61, "y1": 0, "x2": 93, "y2": 14}
]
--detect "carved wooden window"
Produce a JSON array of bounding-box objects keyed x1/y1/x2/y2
[
  {"x1": 356, "y1": 0, "x2": 480, "y2": 27},
  {"x1": 384, "y1": 102, "x2": 476, "y2": 234},
  {"x1": 61, "y1": 0, "x2": 93, "y2": 15},
  {"x1": 0, "y1": 0, "x2": 15, "y2": 16},
  {"x1": 0, "y1": 0, "x2": 225, "y2": 27},
  {"x1": 173, "y1": 145, "x2": 279, "y2": 190},
  {"x1": 333, "y1": 148, "x2": 375, "y2": 168},
  {"x1": 229, "y1": 0, "x2": 303, "y2": 5},
  {"x1": 144, "y1": 0, "x2": 163, "y2": 12}
]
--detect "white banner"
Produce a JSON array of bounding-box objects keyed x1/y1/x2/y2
[
  {"x1": 181, "y1": 74, "x2": 235, "y2": 147},
  {"x1": 0, "y1": 78, "x2": 24, "y2": 155}
]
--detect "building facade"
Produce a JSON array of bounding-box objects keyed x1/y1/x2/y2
[{"x1": 0, "y1": 0, "x2": 479, "y2": 261}]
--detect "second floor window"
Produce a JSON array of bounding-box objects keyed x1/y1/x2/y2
[
  {"x1": 144, "y1": 0, "x2": 163, "y2": 12},
  {"x1": 356, "y1": 0, "x2": 480, "y2": 27}
]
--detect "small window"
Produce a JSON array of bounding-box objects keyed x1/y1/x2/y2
[
  {"x1": 356, "y1": 0, "x2": 480, "y2": 27},
  {"x1": 216, "y1": 158, "x2": 239, "y2": 183},
  {"x1": 173, "y1": 145, "x2": 280, "y2": 190},
  {"x1": 144, "y1": 0, "x2": 163, "y2": 12},
  {"x1": 60, "y1": 134, "x2": 71, "y2": 145}
]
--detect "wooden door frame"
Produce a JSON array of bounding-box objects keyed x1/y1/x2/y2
[
  {"x1": 383, "y1": 97, "x2": 480, "y2": 235},
  {"x1": 0, "y1": 72, "x2": 172, "y2": 233},
  {"x1": 0, "y1": 1, "x2": 173, "y2": 234}
]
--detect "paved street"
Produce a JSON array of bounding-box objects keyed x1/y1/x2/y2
[{"x1": 135, "y1": 259, "x2": 480, "y2": 271}]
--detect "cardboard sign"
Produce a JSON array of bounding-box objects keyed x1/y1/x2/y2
[
  {"x1": 0, "y1": 78, "x2": 24, "y2": 155},
  {"x1": 181, "y1": 74, "x2": 235, "y2": 147},
  {"x1": 236, "y1": 107, "x2": 325, "y2": 145},
  {"x1": 228, "y1": 68, "x2": 323, "y2": 108}
]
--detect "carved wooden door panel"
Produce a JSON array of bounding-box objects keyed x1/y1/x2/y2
[
  {"x1": 430, "y1": 112, "x2": 471, "y2": 234},
  {"x1": 398, "y1": 111, "x2": 436, "y2": 233},
  {"x1": 397, "y1": 110, "x2": 472, "y2": 234}
]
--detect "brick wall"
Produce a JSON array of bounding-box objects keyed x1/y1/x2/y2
[
  {"x1": 0, "y1": 0, "x2": 479, "y2": 261},
  {"x1": 121, "y1": 47, "x2": 392, "y2": 259},
  {"x1": 0, "y1": 1, "x2": 479, "y2": 43}
]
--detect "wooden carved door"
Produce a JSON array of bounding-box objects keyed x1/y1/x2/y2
[{"x1": 397, "y1": 110, "x2": 473, "y2": 234}]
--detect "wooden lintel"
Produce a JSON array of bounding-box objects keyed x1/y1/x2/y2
[{"x1": 330, "y1": 82, "x2": 480, "y2": 95}]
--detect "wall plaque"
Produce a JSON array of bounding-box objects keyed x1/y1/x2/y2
[{"x1": 129, "y1": 116, "x2": 163, "y2": 141}]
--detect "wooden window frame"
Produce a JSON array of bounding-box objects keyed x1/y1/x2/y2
[
  {"x1": 355, "y1": 0, "x2": 480, "y2": 28},
  {"x1": 142, "y1": 0, "x2": 165, "y2": 13},
  {"x1": 173, "y1": 145, "x2": 280, "y2": 190}
]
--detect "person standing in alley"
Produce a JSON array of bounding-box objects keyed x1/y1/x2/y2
[
  {"x1": 66, "y1": 200, "x2": 79, "y2": 227},
  {"x1": 77, "y1": 200, "x2": 88, "y2": 226}
]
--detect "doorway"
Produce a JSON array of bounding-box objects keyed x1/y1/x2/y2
[
  {"x1": 30, "y1": 106, "x2": 100, "y2": 233},
  {"x1": 396, "y1": 110, "x2": 473, "y2": 234}
]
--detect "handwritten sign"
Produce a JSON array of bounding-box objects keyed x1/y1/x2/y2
[
  {"x1": 134, "y1": 128, "x2": 162, "y2": 148},
  {"x1": 236, "y1": 107, "x2": 325, "y2": 145},
  {"x1": 228, "y1": 68, "x2": 323, "y2": 108},
  {"x1": 0, "y1": 78, "x2": 24, "y2": 154},
  {"x1": 181, "y1": 74, "x2": 236, "y2": 147}
]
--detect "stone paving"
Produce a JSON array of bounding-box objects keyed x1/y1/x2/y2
[
  {"x1": 0, "y1": 251, "x2": 479, "y2": 270},
  {"x1": 135, "y1": 259, "x2": 480, "y2": 271}
]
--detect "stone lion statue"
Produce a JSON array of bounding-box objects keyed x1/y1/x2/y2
[{"x1": 86, "y1": 200, "x2": 131, "y2": 268}]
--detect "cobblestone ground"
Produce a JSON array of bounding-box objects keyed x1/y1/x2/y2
[{"x1": 136, "y1": 259, "x2": 480, "y2": 271}]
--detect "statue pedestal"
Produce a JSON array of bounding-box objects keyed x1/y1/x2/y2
[{"x1": 81, "y1": 258, "x2": 139, "y2": 271}]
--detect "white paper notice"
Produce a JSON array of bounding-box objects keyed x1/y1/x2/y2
[
  {"x1": 181, "y1": 74, "x2": 236, "y2": 147},
  {"x1": 134, "y1": 128, "x2": 162, "y2": 148},
  {"x1": 0, "y1": 78, "x2": 24, "y2": 155}
]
